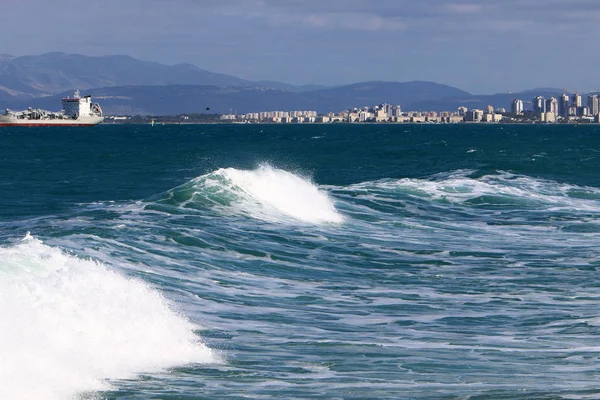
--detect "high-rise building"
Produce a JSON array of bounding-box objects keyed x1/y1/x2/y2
[
  {"x1": 572, "y1": 93, "x2": 582, "y2": 108},
  {"x1": 588, "y1": 94, "x2": 599, "y2": 116},
  {"x1": 465, "y1": 109, "x2": 483, "y2": 122},
  {"x1": 533, "y1": 96, "x2": 546, "y2": 114},
  {"x1": 511, "y1": 99, "x2": 524, "y2": 115},
  {"x1": 559, "y1": 94, "x2": 570, "y2": 117},
  {"x1": 546, "y1": 97, "x2": 558, "y2": 115},
  {"x1": 581, "y1": 106, "x2": 590, "y2": 117},
  {"x1": 380, "y1": 103, "x2": 392, "y2": 114}
]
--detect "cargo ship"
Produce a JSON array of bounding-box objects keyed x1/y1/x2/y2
[{"x1": 0, "y1": 90, "x2": 104, "y2": 126}]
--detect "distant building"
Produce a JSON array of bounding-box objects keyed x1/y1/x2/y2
[
  {"x1": 533, "y1": 96, "x2": 546, "y2": 115},
  {"x1": 546, "y1": 97, "x2": 558, "y2": 115},
  {"x1": 568, "y1": 106, "x2": 577, "y2": 116},
  {"x1": 572, "y1": 93, "x2": 582, "y2": 108},
  {"x1": 380, "y1": 103, "x2": 392, "y2": 115},
  {"x1": 375, "y1": 109, "x2": 388, "y2": 122},
  {"x1": 465, "y1": 109, "x2": 484, "y2": 122},
  {"x1": 540, "y1": 112, "x2": 556, "y2": 123},
  {"x1": 347, "y1": 112, "x2": 359, "y2": 122},
  {"x1": 511, "y1": 99, "x2": 524, "y2": 115},
  {"x1": 358, "y1": 110, "x2": 372, "y2": 122},
  {"x1": 483, "y1": 113, "x2": 503, "y2": 123},
  {"x1": 588, "y1": 94, "x2": 599, "y2": 116},
  {"x1": 559, "y1": 94, "x2": 570, "y2": 117},
  {"x1": 581, "y1": 106, "x2": 590, "y2": 117}
]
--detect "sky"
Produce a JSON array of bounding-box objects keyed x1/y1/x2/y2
[{"x1": 2, "y1": 0, "x2": 600, "y2": 94}]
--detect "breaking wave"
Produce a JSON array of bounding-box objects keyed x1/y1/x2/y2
[
  {"x1": 0, "y1": 234, "x2": 216, "y2": 400},
  {"x1": 343, "y1": 170, "x2": 600, "y2": 212},
  {"x1": 152, "y1": 164, "x2": 344, "y2": 224}
]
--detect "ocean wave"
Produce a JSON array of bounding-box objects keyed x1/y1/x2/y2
[
  {"x1": 341, "y1": 170, "x2": 600, "y2": 212},
  {"x1": 150, "y1": 164, "x2": 344, "y2": 224},
  {"x1": 0, "y1": 234, "x2": 216, "y2": 400}
]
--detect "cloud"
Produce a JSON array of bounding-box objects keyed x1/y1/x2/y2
[
  {"x1": 1, "y1": 0, "x2": 600, "y2": 93},
  {"x1": 300, "y1": 13, "x2": 405, "y2": 31},
  {"x1": 442, "y1": 3, "x2": 485, "y2": 14},
  {"x1": 211, "y1": 2, "x2": 406, "y2": 32}
]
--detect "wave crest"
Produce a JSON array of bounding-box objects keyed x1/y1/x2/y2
[
  {"x1": 348, "y1": 170, "x2": 600, "y2": 212},
  {"x1": 156, "y1": 164, "x2": 343, "y2": 224},
  {"x1": 0, "y1": 235, "x2": 215, "y2": 400}
]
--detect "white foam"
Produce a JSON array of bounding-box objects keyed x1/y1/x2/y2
[
  {"x1": 215, "y1": 164, "x2": 343, "y2": 224},
  {"x1": 348, "y1": 170, "x2": 600, "y2": 212},
  {"x1": 0, "y1": 235, "x2": 216, "y2": 400}
]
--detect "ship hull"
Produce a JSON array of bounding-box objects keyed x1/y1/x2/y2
[{"x1": 0, "y1": 116, "x2": 104, "y2": 127}]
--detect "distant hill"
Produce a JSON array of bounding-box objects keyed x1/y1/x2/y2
[
  {"x1": 0, "y1": 52, "x2": 332, "y2": 97},
  {"x1": 408, "y1": 89, "x2": 569, "y2": 112},
  {"x1": 305, "y1": 81, "x2": 471, "y2": 112},
  {"x1": 253, "y1": 81, "x2": 331, "y2": 92},
  {"x1": 1, "y1": 84, "x2": 574, "y2": 115},
  {"x1": 0, "y1": 52, "x2": 579, "y2": 115},
  {"x1": 2, "y1": 85, "x2": 295, "y2": 115},
  {"x1": 0, "y1": 52, "x2": 254, "y2": 97},
  {"x1": 517, "y1": 87, "x2": 569, "y2": 95},
  {"x1": 1, "y1": 81, "x2": 476, "y2": 115}
]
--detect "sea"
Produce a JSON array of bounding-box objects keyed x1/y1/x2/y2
[{"x1": 2, "y1": 123, "x2": 600, "y2": 400}]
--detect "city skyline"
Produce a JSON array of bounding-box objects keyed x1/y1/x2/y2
[
  {"x1": 2, "y1": 0, "x2": 600, "y2": 94},
  {"x1": 216, "y1": 90, "x2": 600, "y2": 124}
]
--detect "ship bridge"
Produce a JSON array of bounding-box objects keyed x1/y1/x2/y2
[{"x1": 62, "y1": 90, "x2": 103, "y2": 118}]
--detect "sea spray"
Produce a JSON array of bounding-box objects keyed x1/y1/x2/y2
[
  {"x1": 158, "y1": 164, "x2": 344, "y2": 224},
  {"x1": 343, "y1": 170, "x2": 600, "y2": 212},
  {"x1": 222, "y1": 164, "x2": 343, "y2": 223},
  {"x1": 0, "y1": 234, "x2": 216, "y2": 400}
]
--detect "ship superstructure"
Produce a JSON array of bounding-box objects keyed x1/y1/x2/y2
[{"x1": 0, "y1": 90, "x2": 104, "y2": 126}]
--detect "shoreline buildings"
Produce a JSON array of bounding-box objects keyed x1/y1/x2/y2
[
  {"x1": 514, "y1": 93, "x2": 600, "y2": 123},
  {"x1": 219, "y1": 92, "x2": 600, "y2": 124}
]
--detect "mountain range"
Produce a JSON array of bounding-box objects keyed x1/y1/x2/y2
[{"x1": 0, "y1": 53, "x2": 570, "y2": 115}]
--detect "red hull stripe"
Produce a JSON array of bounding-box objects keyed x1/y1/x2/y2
[{"x1": 0, "y1": 123, "x2": 99, "y2": 127}]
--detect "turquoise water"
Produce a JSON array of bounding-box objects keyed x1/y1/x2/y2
[{"x1": 2, "y1": 124, "x2": 600, "y2": 399}]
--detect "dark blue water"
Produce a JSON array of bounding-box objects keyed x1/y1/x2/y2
[{"x1": 2, "y1": 124, "x2": 600, "y2": 400}]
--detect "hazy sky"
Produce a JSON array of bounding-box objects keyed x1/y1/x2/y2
[{"x1": 2, "y1": 0, "x2": 600, "y2": 93}]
